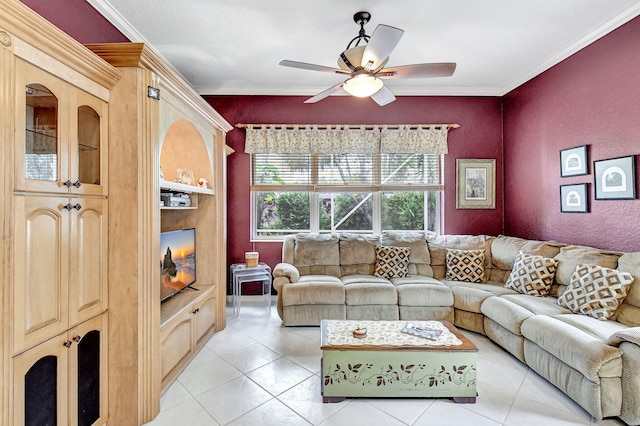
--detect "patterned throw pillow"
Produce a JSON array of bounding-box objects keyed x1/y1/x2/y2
[
  {"x1": 505, "y1": 251, "x2": 559, "y2": 297},
  {"x1": 557, "y1": 264, "x2": 634, "y2": 320},
  {"x1": 374, "y1": 246, "x2": 411, "y2": 278},
  {"x1": 445, "y1": 249, "x2": 485, "y2": 283}
]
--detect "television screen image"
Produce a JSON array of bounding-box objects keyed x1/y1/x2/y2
[{"x1": 160, "y1": 228, "x2": 196, "y2": 302}]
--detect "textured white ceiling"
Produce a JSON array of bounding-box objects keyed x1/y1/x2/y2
[{"x1": 89, "y1": 0, "x2": 640, "y2": 97}]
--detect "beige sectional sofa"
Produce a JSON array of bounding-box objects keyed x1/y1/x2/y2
[{"x1": 272, "y1": 232, "x2": 640, "y2": 425}]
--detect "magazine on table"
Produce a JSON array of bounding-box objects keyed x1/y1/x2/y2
[{"x1": 401, "y1": 323, "x2": 444, "y2": 341}]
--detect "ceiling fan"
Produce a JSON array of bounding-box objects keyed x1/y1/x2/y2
[{"x1": 279, "y1": 11, "x2": 456, "y2": 106}]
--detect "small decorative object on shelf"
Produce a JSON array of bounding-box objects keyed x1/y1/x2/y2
[
  {"x1": 352, "y1": 327, "x2": 367, "y2": 338},
  {"x1": 197, "y1": 177, "x2": 208, "y2": 188},
  {"x1": 176, "y1": 168, "x2": 195, "y2": 185},
  {"x1": 245, "y1": 251, "x2": 259, "y2": 267}
]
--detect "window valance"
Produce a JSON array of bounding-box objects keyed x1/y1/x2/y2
[{"x1": 239, "y1": 123, "x2": 458, "y2": 155}]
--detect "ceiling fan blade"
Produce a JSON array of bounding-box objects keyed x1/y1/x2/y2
[
  {"x1": 279, "y1": 60, "x2": 349, "y2": 74},
  {"x1": 378, "y1": 63, "x2": 457, "y2": 79},
  {"x1": 370, "y1": 85, "x2": 396, "y2": 106},
  {"x1": 361, "y1": 24, "x2": 404, "y2": 70},
  {"x1": 304, "y1": 83, "x2": 345, "y2": 103}
]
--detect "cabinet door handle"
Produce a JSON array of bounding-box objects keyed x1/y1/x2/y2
[
  {"x1": 63, "y1": 340, "x2": 73, "y2": 348},
  {"x1": 73, "y1": 181, "x2": 82, "y2": 188},
  {"x1": 63, "y1": 203, "x2": 82, "y2": 211},
  {"x1": 192, "y1": 308, "x2": 200, "y2": 315},
  {"x1": 63, "y1": 180, "x2": 73, "y2": 188},
  {"x1": 72, "y1": 335, "x2": 82, "y2": 343}
]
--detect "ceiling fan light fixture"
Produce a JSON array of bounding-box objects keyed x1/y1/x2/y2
[{"x1": 343, "y1": 75, "x2": 383, "y2": 97}]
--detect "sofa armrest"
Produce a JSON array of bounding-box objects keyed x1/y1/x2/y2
[
  {"x1": 607, "y1": 326, "x2": 640, "y2": 425},
  {"x1": 273, "y1": 262, "x2": 300, "y2": 284},
  {"x1": 607, "y1": 327, "x2": 640, "y2": 347}
]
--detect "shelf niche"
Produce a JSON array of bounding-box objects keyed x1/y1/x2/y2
[{"x1": 160, "y1": 119, "x2": 213, "y2": 194}]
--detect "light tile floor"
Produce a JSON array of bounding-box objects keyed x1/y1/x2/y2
[{"x1": 145, "y1": 296, "x2": 626, "y2": 426}]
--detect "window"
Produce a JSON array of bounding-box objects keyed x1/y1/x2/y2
[{"x1": 251, "y1": 152, "x2": 443, "y2": 240}]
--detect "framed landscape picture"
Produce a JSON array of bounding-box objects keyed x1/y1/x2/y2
[
  {"x1": 456, "y1": 159, "x2": 496, "y2": 209},
  {"x1": 560, "y1": 145, "x2": 589, "y2": 177},
  {"x1": 594, "y1": 155, "x2": 637, "y2": 200},
  {"x1": 560, "y1": 183, "x2": 589, "y2": 213}
]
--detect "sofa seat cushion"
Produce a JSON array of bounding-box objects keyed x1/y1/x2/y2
[
  {"x1": 444, "y1": 281, "x2": 516, "y2": 312},
  {"x1": 341, "y1": 274, "x2": 391, "y2": 285},
  {"x1": 521, "y1": 315, "x2": 622, "y2": 381},
  {"x1": 499, "y1": 294, "x2": 572, "y2": 316},
  {"x1": 396, "y1": 282, "x2": 454, "y2": 307},
  {"x1": 480, "y1": 296, "x2": 534, "y2": 335},
  {"x1": 283, "y1": 275, "x2": 344, "y2": 306},
  {"x1": 390, "y1": 276, "x2": 443, "y2": 286},
  {"x1": 550, "y1": 314, "x2": 628, "y2": 343},
  {"x1": 344, "y1": 282, "x2": 398, "y2": 306}
]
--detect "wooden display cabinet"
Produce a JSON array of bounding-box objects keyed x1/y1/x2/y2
[
  {"x1": 86, "y1": 42, "x2": 233, "y2": 424},
  {"x1": 0, "y1": 2, "x2": 120, "y2": 424}
]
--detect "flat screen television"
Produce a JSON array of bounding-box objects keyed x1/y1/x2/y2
[{"x1": 160, "y1": 228, "x2": 197, "y2": 302}]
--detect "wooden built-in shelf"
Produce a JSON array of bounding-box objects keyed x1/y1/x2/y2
[
  {"x1": 160, "y1": 178, "x2": 214, "y2": 195},
  {"x1": 160, "y1": 283, "x2": 216, "y2": 327}
]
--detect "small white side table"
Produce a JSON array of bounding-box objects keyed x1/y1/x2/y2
[{"x1": 230, "y1": 262, "x2": 272, "y2": 316}]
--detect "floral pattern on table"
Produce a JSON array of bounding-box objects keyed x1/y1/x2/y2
[
  {"x1": 325, "y1": 320, "x2": 462, "y2": 347},
  {"x1": 323, "y1": 361, "x2": 476, "y2": 389}
]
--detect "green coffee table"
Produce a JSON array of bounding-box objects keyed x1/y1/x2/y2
[{"x1": 321, "y1": 320, "x2": 478, "y2": 403}]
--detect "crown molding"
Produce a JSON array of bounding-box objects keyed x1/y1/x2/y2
[{"x1": 194, "y1": 85, "x2": 503, "y2": 97}]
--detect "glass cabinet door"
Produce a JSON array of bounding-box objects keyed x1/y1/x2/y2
[
  {"x1": 77, "y1": 105, "x2": 101, "y2": 187},
  {"x1": 15, "y1": 58, "x2": 69, "y2": 193},
  {"x1": 70, "y1": 89, "x2": 108, "y2": 196},
  {"x1": 25, "y1": 84, "x2": 58, "y2": 182}
]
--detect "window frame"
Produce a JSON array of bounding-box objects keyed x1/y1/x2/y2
[{"x1": 250, "y1": 153, "x2": 443, "y2": 241}]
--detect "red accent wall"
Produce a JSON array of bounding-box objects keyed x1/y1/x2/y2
[
  {"x1": 206, "y1": 95, "x2": 504, "y2": 273},
  {"x1": 503, "y1": 16, "x2": 640, "y2": 252},
  {"x1": 20, "y1": 0, "x2": 128, "y2": 43}
]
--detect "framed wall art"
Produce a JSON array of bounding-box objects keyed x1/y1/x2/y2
[
  {"x1": 560, "y1": 183, "x2": 589, "y2": 213},
  {"x1": 456, "y1": 159, "x2": 496, "y2": 209},
  {"x1": 560, "y1": 145, "x2": 589, "y2": 177},
  {"x1": 594, "y1": 155, "x2": 637, "y2": 200}
]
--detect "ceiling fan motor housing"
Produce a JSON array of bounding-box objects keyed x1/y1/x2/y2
[{"x1": 337, "y1": 46, "x2": 388, "y2": 72}]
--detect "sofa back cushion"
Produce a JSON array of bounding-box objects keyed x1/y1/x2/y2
[
  {"x1": 381, "y1": 231, "x2": 433, "y2": 276},
  {"x1": 553, "y1": 245, "x2": 621, "y2": 296},
  {"x1": 339, "y1": 233, "x2": 380, "y2": 276},
  {"x1": 616, "y1": 252, "x2": 640, "y2": 326},
  {"x1": 490, "y1": 235, "x2": 564, "y2": 283},
  {"x1": 293, "y1": 234, "x2": 341, "y2": 277},
  {"x1": 427, "y1": 233, "x2": 493, "y2": 280}
]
